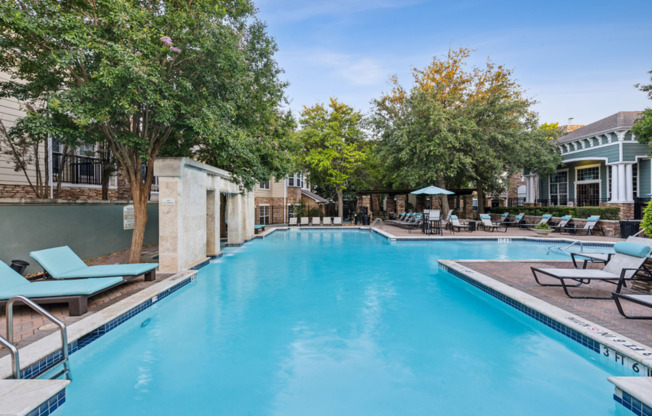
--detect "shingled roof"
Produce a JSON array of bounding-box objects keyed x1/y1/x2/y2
[
  {"x1": 301, "y1": 189, "x2": 328, "y2": 204},
  {"x1": 558, "y1": 111, "x2": 642, "y2": 143}
]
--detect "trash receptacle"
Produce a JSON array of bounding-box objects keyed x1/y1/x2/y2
[
  {"x1": 362, "y1": 214, "x2": 370, "y2": 226},
  {"x1": 10, "y1": 260, "x2": 29, "y2": 275},
  {"x1": 620, "y1": 220, "x2": 641, "y2": 239}
]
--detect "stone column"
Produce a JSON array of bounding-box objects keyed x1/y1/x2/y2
[
  {"x1": 227, "y1": 193, "x2": 244, "y2": 245},
  {"x1": 525, "y1": 176, "x2": 533, "y2": 203},
  {"x1": 625, "y1": 163, "x2": 634, "y2": 202},
  {"x1": 395, "y1": 195, "x2": 406, "y2": 214},
  {"x1": 206, "y1": 189, "x2": 219, "y2": 256}
]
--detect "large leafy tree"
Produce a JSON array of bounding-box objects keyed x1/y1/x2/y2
[
  {"x1": 0, "y1": 0, "x2": 292, "y2": 262},
  {"x1": 296, "y1": 98, "x2": 366, "y2": 216},
  {"x1": 371, "y1": 48, "x2": 560, "y2": 213},
  {"x1": 633, "y1": 70, "x2": 652, "y2": 144}
]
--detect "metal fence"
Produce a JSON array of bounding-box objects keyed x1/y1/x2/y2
[
  {"x1": 53, "y1": 153, "x2": 103, "y2": 185},
  {"x1": 533, "y1": 198, "x2": 611, "y2": 207},
  {"x1": 635, "y1": 197, "x2": 651, "y2": 219}
]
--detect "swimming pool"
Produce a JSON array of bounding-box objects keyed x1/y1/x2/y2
[{"x1": 56, "y1": 230, "x2": 632, "y2": 415}]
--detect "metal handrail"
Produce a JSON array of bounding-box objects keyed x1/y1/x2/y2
[
  {"x1": 547, "y1": 240, "x2": 584, "y2": 255},
  {"x1": 370, "y1": 218, "x2": 383, "y2": 231},
  {"x1": 6, "y1": 296, "x2": 71, "y2": 379},
  {"x1": 0, "y1": 335, "x2": 20, "y2": 379}
]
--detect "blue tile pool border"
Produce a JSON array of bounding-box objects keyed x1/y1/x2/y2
[
  {"x1": 20, "y1": 276, "x2": 194, "y2": 380},
  {"x1": 614, "y1": 388, "x2": 652, "y2": 416},
  {"x1": 26, "y1": 388, "x2": 65, "y2": 416}
]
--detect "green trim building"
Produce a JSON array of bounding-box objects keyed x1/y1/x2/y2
[{"x1": 524, "y1": 111, "x2": 648, "y2": 219}]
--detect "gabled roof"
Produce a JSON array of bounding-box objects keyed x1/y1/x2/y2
[
  {"x1": 558, "y1": 111, "x2": 641, "y2": 143},
  {"x1": 301, "y1": 189, "x2": 328, "y2": 204}
]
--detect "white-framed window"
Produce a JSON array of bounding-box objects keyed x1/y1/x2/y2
[
  {"x1": 288, "y1": 203, "x2": 301, "y2": 221},
  {"x1": 608, "y1": 165, "x2": 612, "y2": 200},
  {"x1": 259, "y1": 180, "x2": 270, "y2": 190},
  {"x1": 258, "y1": 204, "x2": 270, "y2": 225},
  {"x1": 575, "y1": 164, "x2": 601, "y2": 206},
  {"x1": 287, "y1": 173, "x2": 304, "y2": 188},
  {"x1": 633, "y1": 163, "x2": 638, "y2": 197},
  {"x1": 576, "y1": 166, "x2": 599, "y2": 182},
  {"x1": 549, "y1": 170, "x2": 568, "y2": 206}
]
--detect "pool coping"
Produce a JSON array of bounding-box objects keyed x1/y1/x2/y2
[{"x1": 439, "y1": 259, "x2": 652, "y2": 411}]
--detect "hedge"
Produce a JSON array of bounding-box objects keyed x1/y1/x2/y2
[{"x1": 490, "y1": 206, "x2": 620, "y2": 220}]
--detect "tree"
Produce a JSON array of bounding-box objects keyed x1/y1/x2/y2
[
  {"x1": 296, "y1": 99, "x2": 366, "y2": 217},
  {"x1": 371, "y1": 47, "x2": 561, "y2": 213},
  {"x1": 633, "y1": 70, "x2": 652, "y2": 144},
  {"x1": 0, "y1": 0, "x2": 291, "y2": 262}
]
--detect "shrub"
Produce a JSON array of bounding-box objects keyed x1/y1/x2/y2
[
  {"x1": 307, "y1": 207, "x2": 324, "y2": 218},
  {"x1": 491, "y1": 206, "x2": 620, "y2": 220},
  {"x1": 640, "y1": 201, "x2": 652, "y2": 236}
]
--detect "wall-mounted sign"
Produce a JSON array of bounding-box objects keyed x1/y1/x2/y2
[
  {"x1": 123, "y1": 205, "x2": 135, "y2": 230},
  {"x1": 162, "y1": 198, "x2": 175, "y2": 206}
]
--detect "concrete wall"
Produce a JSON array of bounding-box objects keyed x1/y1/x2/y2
[{"x1": 0, "y1": 200, "x2": 159, "y2": 275}]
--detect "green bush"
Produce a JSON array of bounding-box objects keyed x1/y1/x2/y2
[
  {"x1": 307, "y1": 207, "x2": 324, "y2": 218},
  {"x1": 491, "y1": 206, "x2": 620, "y2": 220},
  {"x1": 640, "y1": 201, "x2": 652, "y2": 236}
]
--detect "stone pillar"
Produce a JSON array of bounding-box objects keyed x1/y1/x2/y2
[
  {"x1": 386, "y1": 197, "x2": 396, "y2": 214},
  {"x1": 361, "y1": 195, "x2": 371, "y2": 214},
  {"x1": 244, "y1": 191, "x2": 255, "y2": 240},
  {"x1": 610, "y1": 165, "x2": 619, "y2": 203},
  {"x1": 206, "y1": 190, "x2": 219, "y2": 256},
  {"x1": 227, "y1": 193, "x2": 244, "y2": 245},
  {"x1": 618, "y1": 163, "x2": 627, "y2": 202},
  {"x1": 525, "y1": 176, "x2": 533, "y2": 203},
  {"x1": 625, "y1": 163, "x2": 634, "y2": 203},
  {"x1": 395, "y1": 195, "x2": 406, "y2": 214}
]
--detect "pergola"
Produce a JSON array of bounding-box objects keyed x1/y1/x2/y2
[{"x1": 356, "y1": 188, "x2": 476, "y2": 217}]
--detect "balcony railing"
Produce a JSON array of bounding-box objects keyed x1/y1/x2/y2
[
  {"x1": 53, "y1": 153, "x2": 103, "y2": 185},
  {"x1": 533, "y1": 198, "x2": 612, "y2": 207}
]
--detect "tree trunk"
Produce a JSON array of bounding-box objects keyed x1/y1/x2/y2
[
  {"x1": 437, "y1": 180, "x2": 450, "y2": 217},
  {"x1": 477, "y1": 180, "x2": 485, "y2": 214},
  {"x1": 337, "y1": 188, "x2": 344, "y2": 217},
  {"x1": 55, "y1": 146, "x2": 70, "y2": 199},
  {"x1": 129, "y1": 181, "x2": 149, "y2": 263}
]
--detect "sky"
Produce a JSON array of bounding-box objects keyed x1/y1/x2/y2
[{"x1": 255, "y1": 0, "x2": 652, "y2": 126}]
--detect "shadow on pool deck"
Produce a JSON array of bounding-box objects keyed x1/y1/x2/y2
[{"x1": 0, "y1": 245, "x2": 173, "y2": 355}]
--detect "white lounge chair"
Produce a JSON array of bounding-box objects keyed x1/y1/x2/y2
[
  {"x1": 551, "y1": 215, "x2": 572, "y2": 232},
  {"x1": 449, "y1": 215, "x2": 470, "y2": 232},
  {"x1": 333, "y1": 217, "x2": 343, "y2": 226},
  {"x1": 570, "y1": 236, "x2": 652, "y2": 269},
  {"x1": 300, "y1": 217, "x2": 309, "y2": 226},
  {"x1": 479, "y1": 214, "x2": 507, "y2": 232},
  {"x1": 560, "y1": 216, "x2": 602, "y2": 236},
  {"x1": 312, "y1": 217, "x2": 321, "y2": 226},
  {"x1": 322, "y1": 217, "x2": 332, "y2": 226},
  {"x1": 531, "y1": 242, "x2": 652, "y2": 299},
  {"x1": 289, "y1": 217, "x2": 298, "y2": 226}
]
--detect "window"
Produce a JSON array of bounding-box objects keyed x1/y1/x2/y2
[
  {"x1": 52, "y1": 139, "x2": 103, "y2": 185},
  {"x1": 258, "y1": 205, "x2": 270, "y2": 225},
  {"x1": 608, "y1": 166, "x2": 612, "y2": 200},
  {"x1": 259, "y1": 180, "x2": 270, "y2": 190},
  {"x1": 549, "y1": 171, "x2": 568, "y2": 206},
  {"x1": 287, "y1": 173, "x2": 304, "y2": 188},
  {"x1": 576, "y1": 166, "x2": 599, "y2": 182},
  {"x1": 633, "y1": 163, "x2": 638, "y2": 197},
  {"x1": 288, "y1": 203, "x2": 301, "y2": 221}
]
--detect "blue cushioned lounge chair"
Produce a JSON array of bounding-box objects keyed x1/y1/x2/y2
[
  {"x1": 531, "y1": 242, "x2": 652, "y2": 299},
  {"x1": 0, "y1": 262, "x2": 124, "y2": 315},
  {"x1": 31, "y1": 246, "x2": 157, "y2": 281}
]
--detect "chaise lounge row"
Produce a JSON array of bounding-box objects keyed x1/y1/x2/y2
[
  {"x1": 1, "y1": 246, "x2": 158, "y2": 316},
  {"x1": 289, "y1": 217, "x2": 343, "y2": 226}
]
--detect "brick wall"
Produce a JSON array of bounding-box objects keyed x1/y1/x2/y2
[
  {"x1": 600, "y1": 202, "x2": 634, "y2": 220},
  {"x1": 255, "y1": 196, "x2": 286, "y2": 224}
]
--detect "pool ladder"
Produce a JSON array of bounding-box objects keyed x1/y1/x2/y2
[
  {"x1": 1, "y1": 295, "x2": 71, "y2": 380},
  {"x1": 370, "y1": 218, "x2": 383, "y2": 231},
  {"x1": 547, "y1": 240, "x2": 584, "y2": 255}
]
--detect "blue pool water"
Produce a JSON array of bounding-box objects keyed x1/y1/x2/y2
[{"x1": 57, "y1": 231, "x2": 631, "y2": 415}]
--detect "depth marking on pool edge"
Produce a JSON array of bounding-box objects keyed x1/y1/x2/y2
[{"x1": 440, "y1": 260, "x2": 652, "y2": 377}]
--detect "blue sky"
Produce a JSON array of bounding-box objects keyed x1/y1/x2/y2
[{"x1": 256, "y1": 0, "x2": 652, "y2": 126}]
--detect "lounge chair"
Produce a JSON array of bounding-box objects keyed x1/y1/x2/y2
[
  {"x1": 531, "y1": 241, "x2": 652, "y2": 299},
  {"x1": 31, "y1": 246, "x2": 157, "y2": 281},
  {"x1": 254, "y1": 224, "x2": 266, "y2": 234},
  {"x1": 300, "y1": 217, "x2": 309, "y2": 226},
  {"x1": 312, "y1": 217, "x2": 321, "y2": 226},
  {"x1": 560, "y1": 216, "x2": 603, "y2": 236},
  {"x1": 323, "y1": 217, "x2": 332, "y2": 226},
  {"x1": 449, "y1": 215, "x2": 470, "y2": 232},
  {"x1": 570, "y1": 236, "x2": 652, "y2": 269},
  {"x1": 289, "y1": 217, "x2": 298, "y2": 226},
  {"x1": 443, "y1": 209, "x2": 454, "y2": 221},
  {"x1": 498, "y1": 212, "x2": 510, "y2": 225},
  {"x1": 551, "y1": 215, "x2": 572, "y2": 232},
  {"x1": 427, "y1": 210, "x2": 441, "y2": 221},
  {"x1": 333, "y1": 217, "x2": 343, "y2": 226},
  {"x1": 0, "y1": 261, "x2": 124, "y2": 316},
  {"x1": 479, "y1": 214, "x2": 507, "y2": 232},
  {"x1": 526, "y1": 214, "x2": 552, "y2": 229}
]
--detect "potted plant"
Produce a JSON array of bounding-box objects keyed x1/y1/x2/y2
[{"x1": 533, "y1": 222, "x2": 553, "y2": 236}]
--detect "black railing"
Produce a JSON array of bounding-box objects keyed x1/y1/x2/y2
[
  {"x1": 53, "y1": 153, "x2": 103, "y2": 185},
  {"x1": 534, "y1": 198, "x2": 611, "y2": 207},
  {"x1": 635, "y1": 197, "x2": 651, "y2": 219}
]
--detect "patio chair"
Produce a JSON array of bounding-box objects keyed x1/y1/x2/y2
[
  {"x1": 0, "y1": 261, "x2": 124, "y2": 316},
  {"x1": 31, "y1": 246, "x2": 157, "y2": 281},
  {"x1": 449, "y1": 215, "x2": 470, "y2": 232},
  {"x1": 498, "y1": 212, "x2": 510, "y2": 225},
  {"x1": 550, "y1": 215, "x2": 572, "y2": 232},
  {"x1": 323, "y1": 217, "x2": 332, "y2": 226},
  {"x1": 427, "y1": 210, "x2": 441, "y2": 221},
  {"x1": 531, "y1": 241, "x2": 652, "y2": 299},
  {"x1": 312, "y1": 217, "x2": 321, "y2": 226},
  {"x1": 479, "y1": 214, "x2": 507, "y2": 232},
  {"x1": 333, "y1": 217, "x2": 343, "y2": 226},
  {"x1": 254, "y1": 224, "x2": 266, "y2": 234},
  {"x1": 289, "y1": 217, "x2": 298, "y2": 226},
  {"x1": 300, "y1": 217, "x2": 309, "y2": 226},
  {"x1": 560, "y1": 216, "x2": 603, "y2": 236},
  {"x1": 526, "y1": 214, "x2": 552, "y2": 229},
  {"x1": 443, "y1": 209, "x2": 454, "y2": 221},
  {"x1": 613, "y1": 287, "x2": 652, "y2": 319},
  {"x1": 570, "y1": 236, "x2": 652, "y2": 269}
]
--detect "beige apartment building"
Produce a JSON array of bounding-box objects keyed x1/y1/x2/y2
[{"x1": 255, "y1": 173, "x2": 328, "y2": 224}]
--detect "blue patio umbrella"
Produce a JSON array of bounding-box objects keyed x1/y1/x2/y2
[{"x1": 410, "y1": 185, "x2": 454, "y2": 195}]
